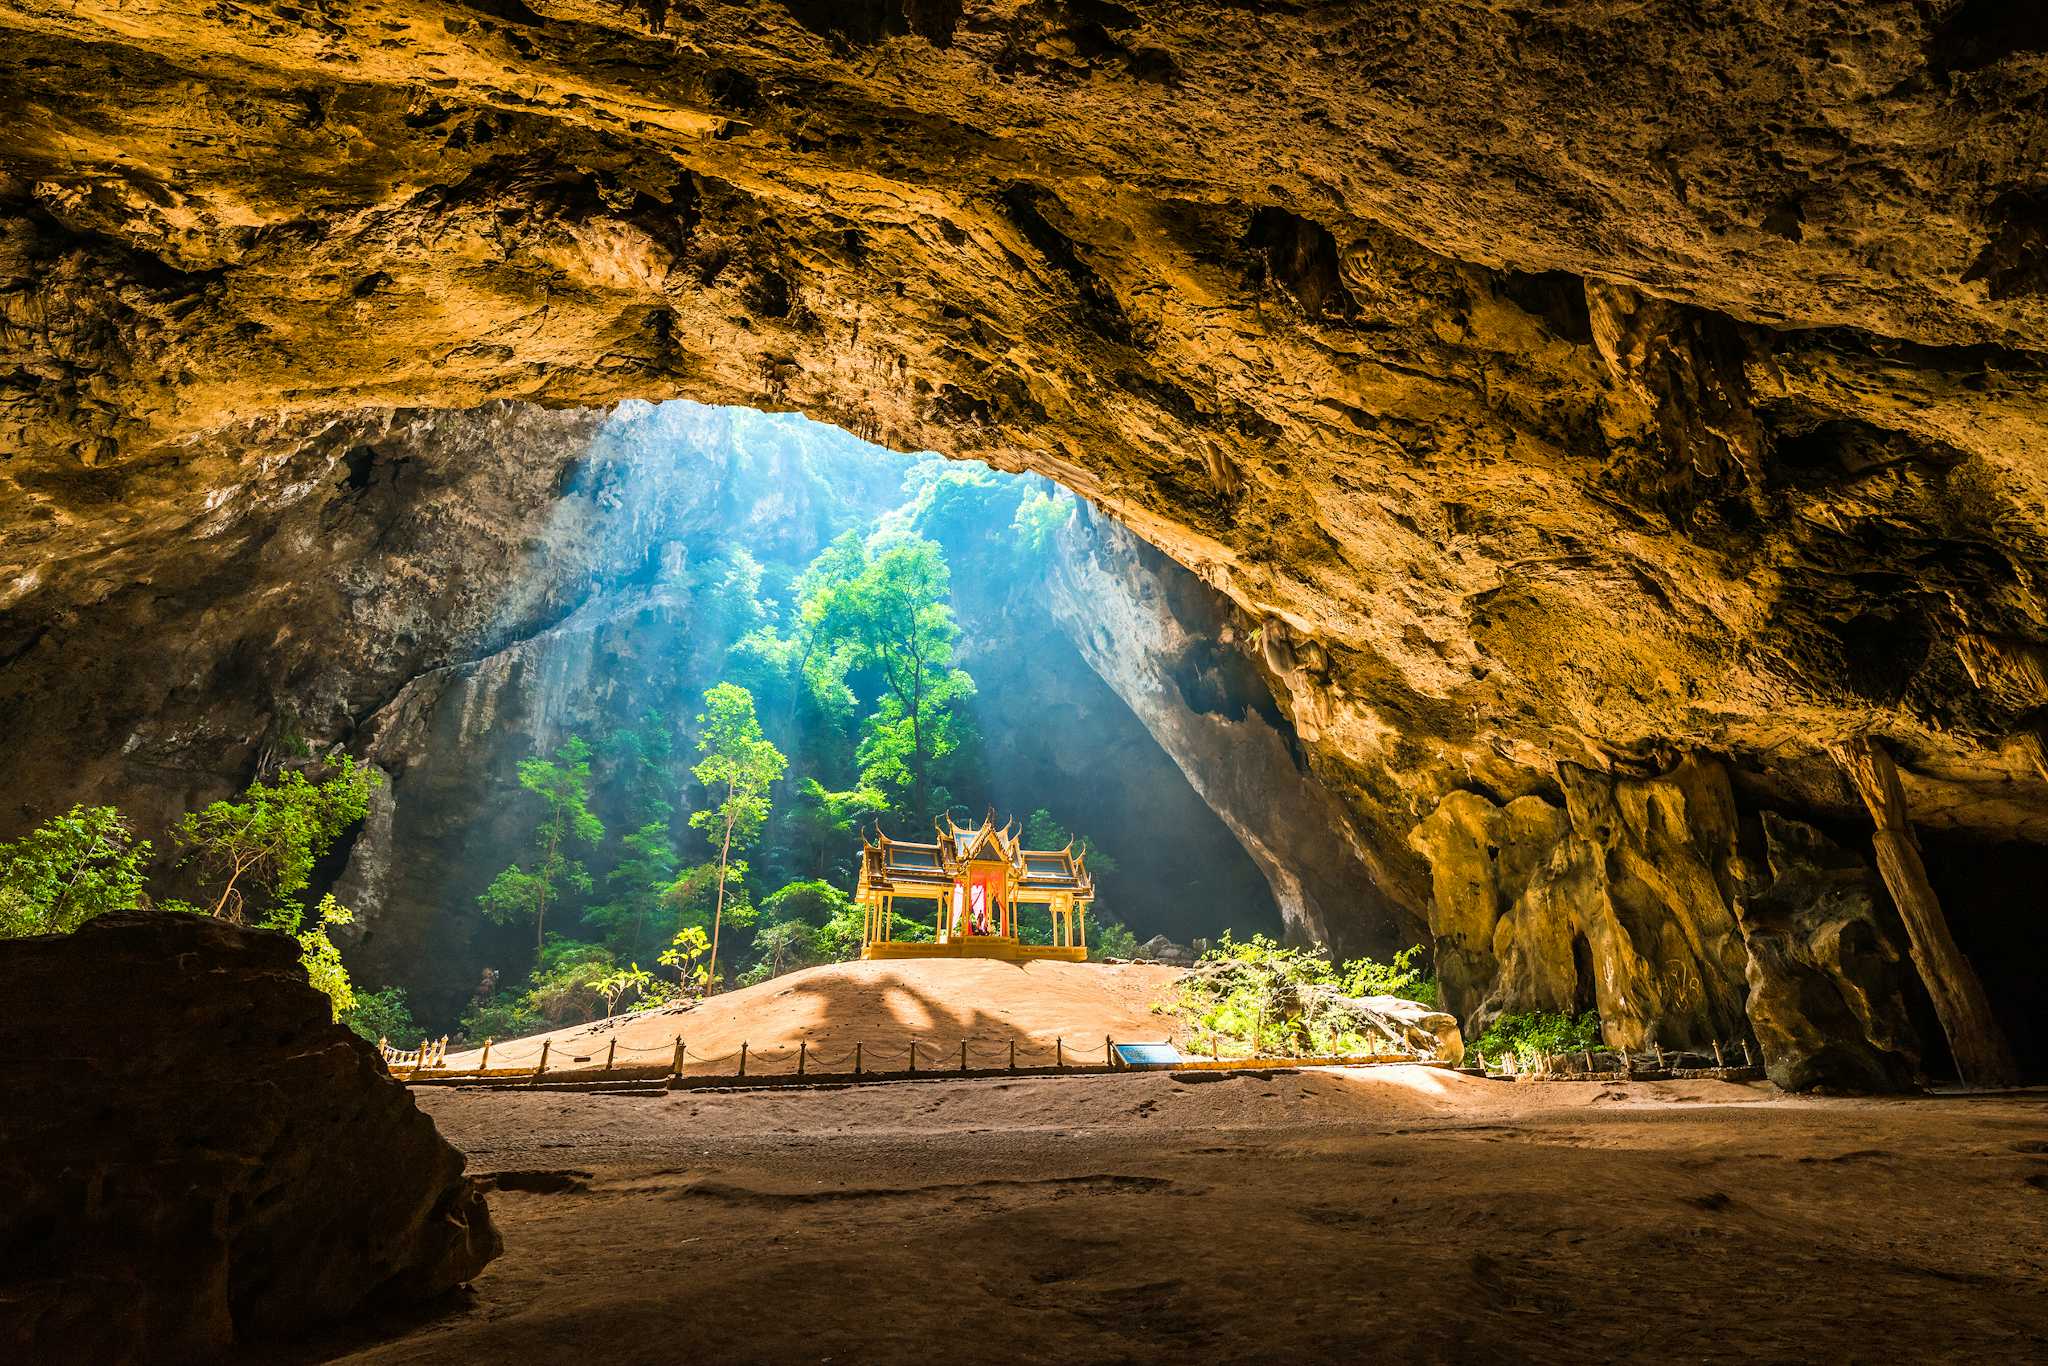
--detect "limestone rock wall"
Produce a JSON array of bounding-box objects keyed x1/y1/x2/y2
[
  {"x1": 1738, "y1": 813, "x2": 1922, "y2": 1091},
  {"x1": 1409, "y1": 756, "x2": 1924, "y2": 1088},
  {"x1": 1045, "y1": 505, "x2": 1407, "y2": 957},
  {"x1": 0, "y1": 913, "x2": 499, "y2": 1364}
]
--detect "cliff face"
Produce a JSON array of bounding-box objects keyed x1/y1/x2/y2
[{"x1": 4, "y1": 3, "x2": 2047, "y2": 1062}]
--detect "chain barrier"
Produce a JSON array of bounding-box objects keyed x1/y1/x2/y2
[{"x1": 391, "y1": 1030, "x2": 1158, "y2": 1083}]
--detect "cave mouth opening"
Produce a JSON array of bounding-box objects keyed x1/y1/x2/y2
[{"x1": 331, "y1": 398, "x2": 1287, "y2": 1038}]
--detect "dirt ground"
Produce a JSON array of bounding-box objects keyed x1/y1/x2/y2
[
  {"x1": 440, "y1": 959, "x2": 1192, "y2": 1077},
  {"x1": 294, "y1": 1067, "x2": 2048, "y2": 1365}
]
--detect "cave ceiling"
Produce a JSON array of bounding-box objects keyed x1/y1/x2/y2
[{"x1": 4, "y1": 0, "x2": 2048, "y2": 911}]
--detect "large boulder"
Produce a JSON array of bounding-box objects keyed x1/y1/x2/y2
[{"x1": 0, "y1": 913, "x2": 500, "y2": 1365}]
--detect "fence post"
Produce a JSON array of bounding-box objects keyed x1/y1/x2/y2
[
  {"x1": 799, "y1": 1039, "x2": 808, "y2": 1077},
  {"x1": 854, "y1": 1041, "x2": 863, "y2": 1076},
  {"x1": 537, "y1": 1038, "x2": 551, "y2": 1076},
  {"x1": 1580, "y1": 1047, "x2": 1591, "y2": 1073},
  {"x1": 960, "y1": 1040, "x2": 968, "y2": 1074},
  {"x1": 1740, "y1": 1037, "x2": 1755, "y2": 1068},
  {"x1": 411, "y1": 1044, "x2": 426, "y2": 1080},
  {"x1": 1652, "y1": 1042, "x2": 1665, "y2": 1070},
  {"x1": 1106, "y1": 1035, "x2": 1114, "y2": 1070},
  {"x1": 480, "y1": 1038, "x2": 493, "y2": 1072},
  {"x1": 1056, "y1": 1036, "x2": 1063, "y2": 1070},
  {"x1": 605, "y1": 1037, "x2": 617, "y2": 1072},
  {"x1": 1711, "y1": 1039, "x2": 1725, "y2": 1069},
  {"x1": 909, "y1": 1037, "x2": 918, "y2": 1073},
  {"x1": 1211, "y1": 1036, "x2": 1219, "y2": 1062},
  {"x1": 739, "y1": 1042, "x2": 748, "y2": 1078},
  {"x1": 1009, "y1": 1039, "x2": 1016, "y2": 1073},
  {"x1": 672, "y1": 1035, "x2": 685, "y2": 1078}
]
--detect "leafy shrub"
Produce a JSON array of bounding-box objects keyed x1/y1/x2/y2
[
  {"x1": 1087, "y1": 918, "x2": 1139, "y2": 962},
  {"x1": 1342, "y1": 945, "x2": 1438, "y2": 1007},
  {"x1": 520, "y1": 937, "x2": 617, "y2": 1024},
  {"x1": 457, "y1": 993, "x2": 543, "y2": 1045},
  {"x1": 345, "y1": 986, "x2": 423, "y2": 1048},
  {"x1": 1474, "y1": 1010, "x2": 1602, "y2": 1066},
  {"x1": 175, "y1": 754, "x2": 378, "y2": 923},
  {"x1": 0, "y1": 804, "x2": 150, "y2": 938},
  {"x1": 760, "y1": 879, "x2": 850, "y2": 926},
  {"x1": 1168, "y1": 932, "x2": 1444, "y2": 1058}
]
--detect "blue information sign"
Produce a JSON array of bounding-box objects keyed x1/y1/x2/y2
[{"x1": 1114, "y1": 1042, "x2": 1184, "y2": 1068}]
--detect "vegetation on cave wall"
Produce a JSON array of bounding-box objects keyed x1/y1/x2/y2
[{"x1": 0, "y1": 762, "x2": 380, "y2": 1023}]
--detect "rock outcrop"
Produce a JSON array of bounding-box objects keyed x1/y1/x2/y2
[
  {"x1": 1410, "y1": 757, "x2": 1753, "y2": 1053},
  {"x1": 3, "y1": 3, "x2": 2046, "y2": 1063},
  {"x1": 1411, "y1": 757, "x2": 1924, "y2": 1088},
  {"x1": 1047, "y1": 507, "x2": 1406, "y2": 956},
  {"x1": 0, "y1": 913, "x2": 499, "y2": 1364},
  {"x1": 1737, "y1": 814, "x2": 1922, "y2": 1092}
]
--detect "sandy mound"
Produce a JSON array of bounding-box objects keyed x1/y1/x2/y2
[{"x1": 440, "y1": 958, "x2": 1190, "y2": 1076}]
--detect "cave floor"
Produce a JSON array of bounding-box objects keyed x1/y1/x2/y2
[{"x1": 306, "y1": 1068, "x2": 2047, "y2": 1365}]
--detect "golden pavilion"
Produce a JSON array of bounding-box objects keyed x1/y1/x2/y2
[{"x1": 856, "y1": 813, "x2": 1095, "y2": 961}]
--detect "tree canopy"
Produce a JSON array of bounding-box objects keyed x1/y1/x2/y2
[{"x1": 0, "y1": 804, "x2": 150, "y2": 938}]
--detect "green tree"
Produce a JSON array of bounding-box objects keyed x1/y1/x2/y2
[
  {"x1": 175, "y1": 755, "x2": 378, "y2": 922},
  {"x1": 760, "y1": 878, "x2": 853, "y2": 927},
  {"x1": 585, "y1": 819, "x2": 681, "y2": 960},
  {"x1": 752, "y1": 920, "x2": 813, "y2": 979},
  {"x1": 0, "y1": 804, "x2": 151, "y2": 938},
  {"x1": 687, "y1": 684, "x2": 786, "y2": 987},
  {"x1": 785, "y1": 780, "x2": 887, "y2": 880},
  {"x1": 344, "y1": 986, "x2": 423, "y2": 1048},
  {"x1": 801, "y1": 536, "x2": 976, "y2": 823},
  {"x1": 479, "y1": 737, "x2": 605, "y2": 950},
  {"x1": 1021, "y1": 808, "x2": 1120, "y2": 875},
  {"x1": 519, "y1": 936, "x2": 616, "y2": 1024}
]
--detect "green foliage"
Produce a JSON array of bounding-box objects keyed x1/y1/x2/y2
[
  {"x1": 760, "y1": 878, "x2": 851, "y2": 926},
  {"x1": 261, "y1": 893, "x2": 356, "y2": 1021},
  {"x1": 659, "y1": 924, "x2": 712, "y2": 991},
  {"x1": 517, "y1": 938, "x2": 618, "y2": 1025},
  {"x1": 344, "y1": 986, "x2": 423, "y2": 1048},
  {"x1": 801, "y1": 534, "x2": 973, "y2": 823},
  {"x1": 1341, "y1": 945, "x2": 1439, "y2": 1008},
  {"x1": 1010, "y1": 486, "x2": 1071, "y2": 553},
  {"x1": 1087, "y1": 917, "x2": 1140, "y2": 962},
  {"x1": 1169, "y1": 933, "x2": 1445, "y2": 1059},
  {"x1": 584, "y1": 819, "x2": 682, "y2": 961},
  {"x1": 0, "y1": 804, "x2": 151, "y2": 938},
  {"x1": 689, "y1": 684, "x2": 786, "y2": 985},
  {"x1": 175, "y1": 755, "x2": 379, "y2": 923},
  {"x1": 784, "y1": 779, "x2": 886, "y2": 882},
  {"x1": 1475, "y1": 1010, "x2": 1602, "y2": 1067},
  {"x1": 1021, "y1": 808, "x2": 1120, "y2": 876},
  {"x1": 663, "y1": 861, "x2": 756, "y2": 933},
  {"x1": 478, "y1": 737, "x2": 604, "y2": 949},
  {"x1": 457, "y1": 993, "x2": 543, "y2": 1045},
  {"x1": 594, "y1": 961, "x2": 655, "y2": 1017},
  {"x1": 751, "y1": 920, "x2": 813, "y2": 978},
  {"x1": 690, "y1": 684, "x2": 786, "y2": 856}
]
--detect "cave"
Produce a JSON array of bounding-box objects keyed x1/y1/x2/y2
[{"x1": 6, "y1": 3, "x2": 2048, "y2": 1363}]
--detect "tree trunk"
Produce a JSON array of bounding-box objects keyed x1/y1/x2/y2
[
  {"x1": 1834, "y1": 736, "x2": 2018, "y2": 1088},
  {"x1": 709, "y1": 814, "x2": 734, "y2": 990}
]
